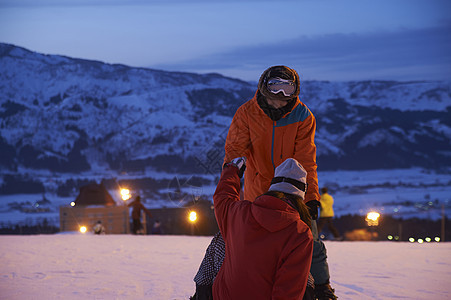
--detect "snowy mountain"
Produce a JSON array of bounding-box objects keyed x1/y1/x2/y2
[{"x1": 1, "y1": 43, "x2": 450, "y2": 195}]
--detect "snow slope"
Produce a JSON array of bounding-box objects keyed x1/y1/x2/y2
[{"x1": 0, "y1": 234, "x2": 450, "y2": 299}]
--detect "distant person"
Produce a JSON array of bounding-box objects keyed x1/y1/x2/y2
[
  {"x1": 213, "y1": 158, "x2": 313, "y2": 299},
  {"x1": 318, "y1": 187, "x2": 341, "y2": 240},
  {"x1": 93, "y1": 220, "x2": 105, "y2": 235},
  {"x1": 127, "y1": 196, "x2": 152, "y2": 234},
  {"x1": 151, "y1": 220, "x2": 162, "y2": 234}
]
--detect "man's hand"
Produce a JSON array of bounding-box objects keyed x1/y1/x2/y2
[{"x1": 224, "y1": 157, "x2": 246, "y2": 178}]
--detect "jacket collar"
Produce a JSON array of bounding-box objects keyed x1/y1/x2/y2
[{"x1": 253, "y1": 91, "x2": 300, "y2": 121}]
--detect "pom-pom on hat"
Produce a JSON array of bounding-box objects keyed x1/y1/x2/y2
[{"x1": 268, "y1": 158, "x2": 307, "y2": 199}]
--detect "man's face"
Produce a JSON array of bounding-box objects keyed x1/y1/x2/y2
[
  {"x1": 266, "y1": 98, "x2": 290, "y2": 109},
  {"x1": 263, "y1": 76, "x2": 296, "y2": 108}
]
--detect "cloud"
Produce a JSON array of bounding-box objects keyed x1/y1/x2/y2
[
  {"x1": 159, "y1": 23, "x2": 451, "y2": 81},
  {"x1": 2, "y1": 0, "x2": 450, "y2": 82}
]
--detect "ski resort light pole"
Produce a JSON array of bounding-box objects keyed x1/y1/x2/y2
[
  {"x1": 366, "y1": 211, "x2": 380, "y2": 240},
  {"x1": 442, "y1": 203, "x2": 446, "y2": 242}
]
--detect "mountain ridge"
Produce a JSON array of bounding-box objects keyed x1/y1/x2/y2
[{"x1": 1, "y1": 43, "x2": 450, "y2": 196}]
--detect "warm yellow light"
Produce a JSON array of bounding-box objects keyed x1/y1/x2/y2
[
  {"x1": 365, "y1": 211, "x2": 380, "y2": 226},
  {"x1": 80, "y1": 226, "x2": 87, "y2": 233},
  {"x1": 367, "y1": 212, "x2": 380, "y2": 221},
  {"x1": 409, "y1": 237, "x2": 415, "y2": 243},
  {"x1": 417, "y1": 239, "x2": 424, "y2": 244},
  {"x1": 387, "y1": 235, "x2": 393, "y2": 240},
  {"x1": 435, "y1": 237, "x2": 441, "y2": 242},
  {"x1": 70, "y1": 201, "x2": 76, "y2": 207},
  {"x1": 425, "y1": 237, "x2": 431, "y2": 242},
  {"x1": 121, "y1": 188, "x2": 131, "y2": 201},
  {"x1": 189, "y1": 211, "x2": 197, "y2": 222}
]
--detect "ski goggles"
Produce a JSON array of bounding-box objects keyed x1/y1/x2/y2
[{"x1": 266, "y1": 77, "x2": 296, "y2": 97}]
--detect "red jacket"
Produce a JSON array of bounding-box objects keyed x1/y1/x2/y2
[
  {"x1": 224, "y1": 92, "x2": 319, "y2": 203},
  {"x1": 213, "y1": 166, "x2": 313, "y2": 300}
]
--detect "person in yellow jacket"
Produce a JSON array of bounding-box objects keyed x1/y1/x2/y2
[{"x1": 318, "y1": 187, "x2": 341, "y2": 240}]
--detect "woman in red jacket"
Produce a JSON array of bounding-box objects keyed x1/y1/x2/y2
[{"x1": 213, "y1": 157, "x2": 313, "y2": 300}]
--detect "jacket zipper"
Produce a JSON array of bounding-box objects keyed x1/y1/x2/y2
[{"x1": 271, "y1": 121, "x2": 276, "y2": 170}]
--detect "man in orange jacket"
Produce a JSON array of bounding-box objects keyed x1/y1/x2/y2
[
  {"x1": 213, "y1": 157, "x2": 313, "y2": 299},
  {"x1": 192, "y1": 66, "x2": 337, "y2": 300},
  {"x1": 224, "y1": 66, "x2": 318, "y2": 204}
]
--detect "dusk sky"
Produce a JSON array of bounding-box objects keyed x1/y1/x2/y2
[{"x1": 1, "y1": 0, "x2": 450, "y2": 81}]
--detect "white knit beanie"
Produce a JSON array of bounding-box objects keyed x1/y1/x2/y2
[{"x1": 268, "y1": 158, "x2": 307, "y2": 199}]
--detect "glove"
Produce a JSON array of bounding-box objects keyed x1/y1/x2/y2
[
  {"x1": 306, "y1": 200, "x2": 320, "y2": 220},
  {"x1": 224, "y1": 157, "x2": 246, "y2": 178}
]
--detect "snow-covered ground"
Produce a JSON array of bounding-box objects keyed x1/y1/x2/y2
[{"x1": 0, "y1": 234, "x2": 450, "y2": 299}]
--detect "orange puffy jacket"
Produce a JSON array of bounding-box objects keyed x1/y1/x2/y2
[{"x1": 224, "y1": 92, "x2": 320, "y2": 203}]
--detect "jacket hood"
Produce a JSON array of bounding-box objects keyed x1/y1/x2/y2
[
  {"x1": 251, "y1": 195, "x2": 300, "y2": 232},
  {"x1": 257, "y1": 65, "x2": 300, "y2": 102}
]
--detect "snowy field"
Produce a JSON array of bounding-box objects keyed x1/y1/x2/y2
[{"x1": 1, "y1": 234, "x2": 450, "y2": 300}]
